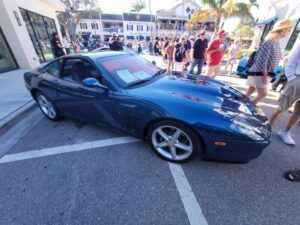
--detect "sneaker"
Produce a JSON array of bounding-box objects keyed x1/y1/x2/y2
[{"x1": 277, "y1": 130, "x2": 296, "y2": 145}]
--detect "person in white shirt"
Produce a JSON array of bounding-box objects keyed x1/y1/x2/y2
[{"x1": 269, "y1": 42, "x2": 300, "y2": 146}]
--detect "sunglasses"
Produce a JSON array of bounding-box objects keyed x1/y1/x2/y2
[{"x1": 200, "y1": 33, "x2": 205, "y2": 35}]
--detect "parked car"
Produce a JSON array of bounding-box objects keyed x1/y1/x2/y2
[
  {"x1": 92, "y1": 46, "x2": 167, "y2": 70},
  {"x1": 236, "y1": 55, "x2": 286, "y2": 83},
  {"x1": 24, "y1": 51, "x2": 271, "y2": 163}
]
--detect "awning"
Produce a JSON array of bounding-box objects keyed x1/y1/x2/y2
[{"x1": 255, "y1": 16, "x2": 277, "y2": 26}]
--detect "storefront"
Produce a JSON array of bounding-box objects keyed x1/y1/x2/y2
[
  {"x1": 0, "y1": 27, "x2": 18, "y2": 73},
  {"x1": 20, "y1": 8, "x2": 58, "y2": 63},
  {"x1": 251, "y1": 0, "x2": 300, "y2": 51},
  {"x1": 0, "y1": 0, "x2": 64, "y2": 72}
]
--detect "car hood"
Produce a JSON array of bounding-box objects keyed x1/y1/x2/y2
[
  {"x1": 127, "y1": 72, "x2": 270, "y2": 141},
  {"x1": 128, "y1": 72, "x2": 254, "y2": 115}
]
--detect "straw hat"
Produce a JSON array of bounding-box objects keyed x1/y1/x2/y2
[{"x1": 270, "y1": 19, "x2": 293, "y2": 33}]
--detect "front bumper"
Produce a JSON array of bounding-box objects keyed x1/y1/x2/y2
[{"x1": 203, "y1": 137, "x2": 271, "y2": 162}]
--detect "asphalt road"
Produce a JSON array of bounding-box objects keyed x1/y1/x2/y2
[{"x1": 0, "y1": 75, "x2": 299, "y2": 225}]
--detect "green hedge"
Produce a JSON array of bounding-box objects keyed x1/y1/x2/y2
[{"x1": 236, "y1": 49, "x2": 253, "y2": 59}]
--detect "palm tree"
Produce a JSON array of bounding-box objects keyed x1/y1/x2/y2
[
  {"x1": 188, "y1": 0, "x2": 256, "y2": 33},
  {"x1": 131, "y1": 0, "x2": 147, "y2": 12}
]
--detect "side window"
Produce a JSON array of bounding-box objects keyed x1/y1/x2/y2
[
  {"x1": 44, "y1": 60, "x2": 62, "y2": 77},
  {"x1": 61, "y1": 58, "x2": 103, "y2": 84}
]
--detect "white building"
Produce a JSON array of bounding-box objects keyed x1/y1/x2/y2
[
  {"x1": 0, "y1": 0, "x2": 64, "y2": 72},
  {"x1": 251, "y1": 0, "x2": 300, "y2": 51},
  {"x1": 76, "y1": 13, "x2": 124, "y2": 42},
  {"x1": 76, "y1": 12, "x2": 156, "y2": 42},
  {"x1": 156, "y1": 0, "x2": 215, "y2": 39},
  {"x1": 123, "y1": 13, "x2": 156, "y2": 41},
  {"x1": 101, "y1": 14, "x2": 124, "y2": 41}
]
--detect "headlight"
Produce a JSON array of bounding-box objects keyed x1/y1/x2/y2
[{"x1": 230, "y1": 114, "x2": 269, "y2": 141}]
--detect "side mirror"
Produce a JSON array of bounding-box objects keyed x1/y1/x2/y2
[{"x1": 82, "y1": 78, "x2": 108, "y2": 90}]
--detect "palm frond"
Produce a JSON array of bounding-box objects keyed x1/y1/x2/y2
[
  {"x1": 222, "y1": 0, "x2": 235, "y2": 16},
  {"x1": 200, "y1": 0, "x2": 218, "y2": 9},
  {"x1": 222, "y1": 2, "x2": 251, "y2": 19}
]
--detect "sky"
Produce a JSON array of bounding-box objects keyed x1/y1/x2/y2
[{"x1": 97, "y1": 0, "x2": 271, "y2": 33}]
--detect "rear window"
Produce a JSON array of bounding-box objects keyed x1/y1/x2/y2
[{"x1": 44, "y1": 60, "x2": 62, "y2": 77}]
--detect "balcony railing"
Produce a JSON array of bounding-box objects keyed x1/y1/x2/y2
[
  {"x1": 159, "y1": 24, "x2": 186, "y2": 30},
  {"x1": 103, "y1": 27, "x2": 124, "y2": 33}
]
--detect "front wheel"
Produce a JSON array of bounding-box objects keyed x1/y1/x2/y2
[
  {"x1": 36, "y1": 92, "x2": 60, "y2": 121},
  {"x1": 147, "y1": 121, "x2": 203, "y2": 163}
]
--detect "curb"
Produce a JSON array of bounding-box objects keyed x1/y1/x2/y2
[{"x1": 0, "y1": 100, "x2": 36, "y2": 134}]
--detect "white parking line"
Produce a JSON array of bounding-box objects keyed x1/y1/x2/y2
[
  {"x1": 169, "y1": 163, "x2": 209, "y2": 225},
  {"x1": 0, "y1": 136, "x2": 140, "y2": 164}
]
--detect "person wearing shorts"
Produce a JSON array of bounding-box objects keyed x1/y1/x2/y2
[
  {"x1": 244, "y1": 19, "x2": 293, "y2": 105},
  {"x1": 269, "y1": 42, "x2": 300, "y2": 146},
  {"x1": 165, "y1": 39, "x2": 175, "y2": 73}
]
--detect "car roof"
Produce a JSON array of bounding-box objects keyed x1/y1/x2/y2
[{"x1": 61, "y1": 51, "x2": 129, "y2": 60}]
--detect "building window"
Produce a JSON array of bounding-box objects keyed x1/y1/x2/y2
[
  {"x1": 286, "y1": 19, "x2": 300, "y2": 51},
  {"x1": 20, "y1": 8, "x2": 57, "y2": 63},
  {"x1": 137, "y1": 25, "x2": 143, "y2": 31},
  {"x1": 81, "y1": 23, "x2": 87, "y2": 29},
  {"x1": 127, "y1": 24, "x2": 133, "y2": 31},
  {"x1": 0, "y1": 27, "x2": 18, "y2": 73},
  {"x1": 91, "y1": 23, "x2": 99, "y2": 30},
  {"x1": 80, "y1": 23, "x2": 82, "y2": 29}
]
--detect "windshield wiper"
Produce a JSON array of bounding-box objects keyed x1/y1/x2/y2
[
  {"x1": 126, "y1": 78, "x2": 152, "y2": 88},
  {"x1": 154, "y1": 69, "x2": 166, "y2": 76},
  {"x1": 126, "y1": 69, "x2": 166, "y2": 88}
]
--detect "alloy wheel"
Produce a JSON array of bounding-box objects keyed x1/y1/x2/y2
[
  {"x1": 37, "y1": 94, "x2": 57, "y2": 119},
  {"x1": 151, "y1": 125, "x2": 193, "y2": 161}
]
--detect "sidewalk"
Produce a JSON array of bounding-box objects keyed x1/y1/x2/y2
[{"x1": 0, "y1": 69, "x2": 35, "y2": 129}]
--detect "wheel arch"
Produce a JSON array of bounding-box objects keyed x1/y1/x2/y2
[{"x1": 30, "y1": 88, "x2": 40, "y2": 100}]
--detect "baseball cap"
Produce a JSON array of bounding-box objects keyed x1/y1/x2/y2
[{"x1": 217, "y1": 29, "x2": 227, "y2": 36}]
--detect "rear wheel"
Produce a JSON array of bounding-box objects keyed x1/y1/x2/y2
[
  {"x1": 147, "y1": 120, "x2": 203, "y2": 163},
  {"x1": 36, "y1": 92, "x2": 60, "y2": 121}
]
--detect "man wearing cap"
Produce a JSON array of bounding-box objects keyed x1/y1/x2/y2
[
  {"x1": 189, "y1": 31, "x2": 208, "y2": 75},
  {"x1": 109, "y1": 33, "x2": 123, "y2": 51},
  {"x1": 205, "y1": 29, "x2": 227, "y2": 78}
]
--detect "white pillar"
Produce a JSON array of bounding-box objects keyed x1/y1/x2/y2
[{"x1": 0, "y1": 0, "x2": 40, "y2": 69}]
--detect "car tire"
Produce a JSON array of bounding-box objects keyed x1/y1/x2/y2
[
  {"x1": 36, "y1": 92, "x2": 60, "y2": 121},
  {"x1": 147, "y1": 120, "x2": 203, "y2": 163}
]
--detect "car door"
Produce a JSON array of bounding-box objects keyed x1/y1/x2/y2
[{"x1": 55, "y1": 57, "x2": 116, "y2": 126}]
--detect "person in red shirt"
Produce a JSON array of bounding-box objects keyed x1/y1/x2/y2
[{"x1": 205, "y1": 29, "x2": 227, "y2": 78}]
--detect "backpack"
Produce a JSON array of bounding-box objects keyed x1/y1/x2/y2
[
  {"x1": 246, "y1": 51, "x2": 256, "y2": 68},
  {"x1": 175, "y1": 46, "x2": 185, "y2": 62}
]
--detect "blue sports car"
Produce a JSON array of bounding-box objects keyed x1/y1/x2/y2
[{"x1": 24, "y1": 51, "x2": 271, "y2": 163}]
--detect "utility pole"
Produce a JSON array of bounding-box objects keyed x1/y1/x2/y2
[{"x1": 149, "y1": 0, "x2": 153, "y2": 38}]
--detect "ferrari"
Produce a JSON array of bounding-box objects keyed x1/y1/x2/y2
[{"x1": 24, "y1": 51, "x2": 272, "y2": 163}]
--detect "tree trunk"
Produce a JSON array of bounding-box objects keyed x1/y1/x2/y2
[{"x1": 214, "y1": 14, "x2": 221, "y2": 34}]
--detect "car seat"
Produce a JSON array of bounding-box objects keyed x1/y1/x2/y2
[{"x1": 72, "y1": 61, "x2": 91, "y2": 82}]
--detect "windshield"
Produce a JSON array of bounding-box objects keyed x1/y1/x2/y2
[{"x1": 98, "y1": 54, "x2": 159, "y2": 88}]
